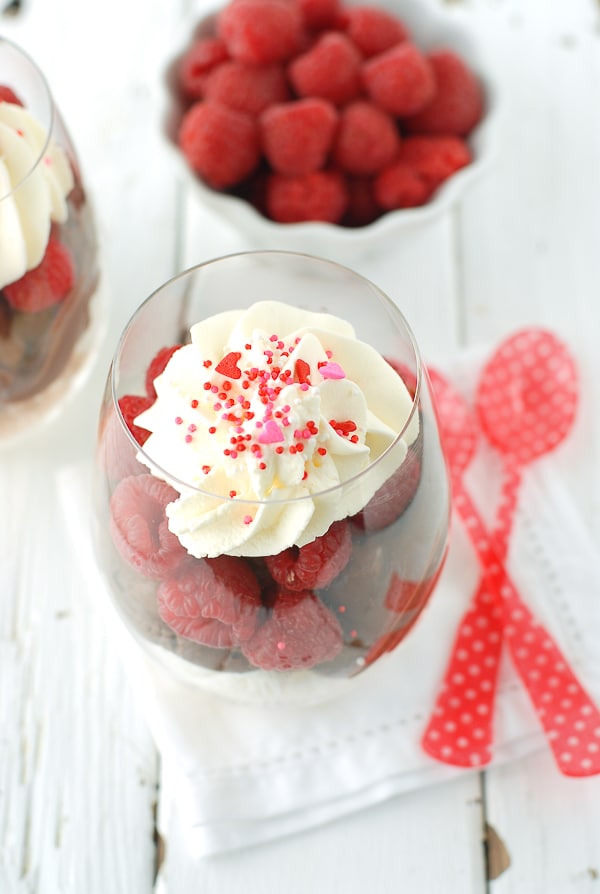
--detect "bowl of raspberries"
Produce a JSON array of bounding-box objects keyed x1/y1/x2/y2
[{"x1": 164, "y1": 0, "x2": 499, "y2": 258}]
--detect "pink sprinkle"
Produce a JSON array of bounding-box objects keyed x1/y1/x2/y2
[
  {"x1": 319, "y1": 361, "x2": 345, "y2": 380},
  {"x1": 174, "y1": 416, "x2": 183, "y2": 425},
  {"x1": 258, "y1": 419, "x2": 284, "y2": 444},
  {"x1": 300, "y1": 383, "x2": 309, "y2": 392},
  {"x1": 277, "y1": 641, "x2": 286, "y2": 651},
  {"x1": 243, "y1": 515, "x2": 253, "y2": 525},
  {"x1": 185, "y1": 434, "x2": 193, "y2": 443},
  {"x1": 211, "y1": 385, "x2": 219, "y2": 393}
]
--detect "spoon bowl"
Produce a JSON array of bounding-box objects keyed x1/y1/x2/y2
[{"x1": 475, "y1": 328, "x2": 578, "y2": 466}]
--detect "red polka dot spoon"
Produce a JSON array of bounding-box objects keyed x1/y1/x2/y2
[
  {"x1": 421, "y1": 366, "x2": 503, "y2": 768},
  {"x1": 475, "y1": 328, "x2": 578, "y2": 555},
  {"x1": 423, "y1": 330, "x2": 600, "y2": 776}
]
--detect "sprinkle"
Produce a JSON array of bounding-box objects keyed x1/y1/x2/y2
[
  {"x1": 258, "y1": 419, "x2": 284, "y2": 444},
  {"x1": 295, "y1": 358, "x2": 311, "y2": 384},
  {"x1": 184, "y1": 434, "x2": 193, "y2": 443},
  {"x1": 191, "y1": 399, "x2": 199, "y2": 408},
  {"x1": 300, "y1": 383, "x2": 309, "y2": 392},
  {"x1": 277, "y1": 641, "x2": 286, "y2": 650},
  {"x1": 215, "y1": 351, "x2": 242, "y2": 379},
  {"x1": 338, "y1": 605, "x2": 347, "y2": 613},
  {"x1": 174, "y1": 416, "x2": 183, "y2": 425},
  {"x1": 203, "y1": 360, "x2": 212, "y2": 368},
  {"x1": 202, "y1": 465, "x2": 211, "y2": 474},
  {"x1": 229, "y1": 490, "x2": 237, "y2": 498},
  {"x1": 319, "y1": 360, "x2": 345, "y2": 380},
  {"x1": 243, "y1": 515, "x2": 253, "y2": 525},
  {"x1": 318, "y1": 447, "x2": 327, "y2": 456}
]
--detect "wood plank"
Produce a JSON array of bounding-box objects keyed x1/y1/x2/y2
[
  {"x1": 1, "y1": 0, "x2": 183, "y2": 889},
  {"x1": 156, "y1": 774, "x2": 487, "y2": 894},
  {"x1": 458, "y1": 1, "x2": 600, "y2": 890}
]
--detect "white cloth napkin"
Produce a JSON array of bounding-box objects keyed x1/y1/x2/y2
[{"x1": 58, "y1": 354, "x2": 600, "y2": 858}]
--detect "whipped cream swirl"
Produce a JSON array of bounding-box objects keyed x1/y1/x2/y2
[
  {"x1": 0, "y1": 100, "x2": 74, "y2": 289},
  {"x1": 136, "y1": 301, "x2": 419, "y2": 558}
]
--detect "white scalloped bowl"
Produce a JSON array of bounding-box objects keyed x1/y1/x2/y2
[{"x1": 163, "y1": 0, "x2": 502, "y2": 264}]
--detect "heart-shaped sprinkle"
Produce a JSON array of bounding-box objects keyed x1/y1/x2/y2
[
  {"x1": 295, "y1": 358, "x2": 311, "y2": 384},
  {"x1": 258, "y1": 419, "x2": 284, "y2": 444},
  {"x1": 215, "y1": 351, "x2": 242, "y2": 379},
  {"x1": 319, "y1": 360, "x2": 345, "y2": 380}
]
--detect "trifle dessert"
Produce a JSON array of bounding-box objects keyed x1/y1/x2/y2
[
  {"x1": 0, "y1": 39, "x2": 101, "y2": 444},
  {"x1": 94, "y1": 252, "x2": 450, "y2": 704}
]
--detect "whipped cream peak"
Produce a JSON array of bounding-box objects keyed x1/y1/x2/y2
[
  {"x1": 0, "y1": 100, "x2": 74, "y2": 289},
  {"x1": 136, "y1": 301, "x2": 418, "y2": 558}
]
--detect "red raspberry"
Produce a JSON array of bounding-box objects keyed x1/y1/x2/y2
[
  {"x1": 373, "y1": 161, "x2": 431, "y2": 209},
  {"x1": 354, "y1": 444, "x2": 421, "y2": 531},
  {"x1": 288, "y1": 32, "x2": 363, "y2": 106},
  {"x1": 265, "y1": 519, "x2": 352, "y2": 591},
  {"x1": 98, "y1": 405, "x2": 147, "y2": 483},
  {"x1": 218, "y1": 0, "x2": 304, "y2": 64},
  {"x1": 362, "y1": 42, "x2": 435, "y2": 117},
  {"x1": 109, "y1": 474, "x2": 188, "y2": 578},
  {"x1": 374, "y1": 135, "x2": 471, "y2": 209},
  {"x1": 3, "y1": 238, "x2": 74, "y2": 313},
  {"x1": 178, "y1": 37, "x2": 229, "y2": 100},
  {"x1": 242, "y1": 590, "x2": 343, "y2": 670},
  {"x1": 145, "y1": 345, "x2": 183, "y2": 398},
  {"x1": 0, "y1": 85, "x2": 23, "y2": 105},
  {"x1": 265, "y1": 169, "x2": 348, "y2": 223},
  {"x1": 404, "y1": 50, "x2": 484, "y2": 136},
  {"x1": 344, "y1": 176, "x2": 380, "y2": 227},
  {"x1": 260, "y1": 98, "x2": 338, "y2": 176},
  {"x1": 332, "y1": 100, "x2": 400, "y2": 176},
  {"x1": 178, "y1": 101, "x2": 260, "y2": 188},
  {"x1": 400, "y1": 134, "x2": 472, "y2": 188},
  {"x1": 344, "y1": 6, "x2": 409, "y2": 57},
  {"x1": 297, "y1": 0, "x2": 342, "y2": 30},
  {"x1": 203, "y1": 61, "x2": 290, "y2": 116},
  {"x1": 367, "y1": 563, "x2": 446, "y2": 662},
  {"x1": 118, "y1": 394, "x2": 154, "y2": 446},
  {"x1": 157, "y1": 555, "x2": 262, "y2": 647}
]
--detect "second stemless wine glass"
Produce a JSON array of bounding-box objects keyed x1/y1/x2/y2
[
  {"x1": 94, "y1": 251, "x2": 450, "y2": 705},
  {"x1": 0, "y1": 38, "x2": 102, "y2": 445}
]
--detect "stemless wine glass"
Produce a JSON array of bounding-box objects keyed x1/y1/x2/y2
[
  {"x1": 0, "y1": 38, "x2": 102, "y2": 445},
  {"x1": 93, "y1": 251, "x2": 450, "y2": 705}
]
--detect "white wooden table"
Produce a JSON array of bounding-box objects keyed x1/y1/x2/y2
[{"x1": 2, "y1": 0, "x2": 600, "y2": 890}]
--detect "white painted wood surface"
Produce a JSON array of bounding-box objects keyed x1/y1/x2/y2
[{"x1": 1, "y1": 0, "x2": 600, "y2": 891}]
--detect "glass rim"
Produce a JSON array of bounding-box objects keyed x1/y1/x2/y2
[
  {"x1": 110, "y1": 249, "x2": 424, "y2": 507},
  {"x1": 0, "y1": 36, "x2": 55, "y2": 203}
]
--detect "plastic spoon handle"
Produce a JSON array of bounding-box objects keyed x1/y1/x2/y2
[
  {"x1": 422, "y1": 472, "x2": 509, "y2": 767},
  {"x1": 453, "y1": 486, "x2": 600, "y2": 776}
]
